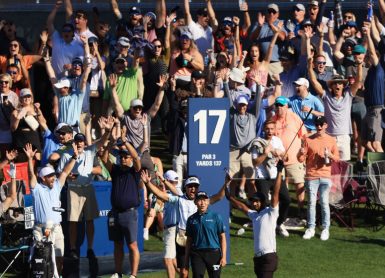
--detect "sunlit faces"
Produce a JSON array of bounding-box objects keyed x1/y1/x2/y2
[
  {"x1": 237, "y1": 102, "x2": 248, "y2": 115},
  {"x1": 130, "y1": 105, "x2": 143, "y2": 118},
  {"x1": 274, "y1": 102, "x2": 288, "y2": 117},
  {"x1": 153, "y1": 40, "x2": 163, "y2": 57},
  {"x1": 6, "y1": 66, "x2": 19, "y2": 82},
  {"x1": 249, "y1": 45, "x2": 260, "y2": 61},
  {"x1": 315, "y1": 58, "x2": 326, "y2": 73},
  {"x1": 194, "y1": 197, "x2": 209, "y2": 213},
  {"x1": 185, "y1": 184, "x2": 199, "y2": 200},
  {"x1": 42, "y1": 173, "x2": 56, "y2": 188},
  {"x1": 74, "y1": 13, "x2": 87, "y2": 30},
  {"x1": 0, "y1": 77, "x2": 10, "y2": 93},
  {"x1": 263, "y1": 122, "x2": 277, "y2": 139},
  {"x1": 179, "y1": 35, "x2": 191, "y2": 50},
  {"x1": 58, "y1": 86, "x2": 70, "y2": 96},
  {"x1": 9, "y1": 41, "x2": 19, "y2": 55}
]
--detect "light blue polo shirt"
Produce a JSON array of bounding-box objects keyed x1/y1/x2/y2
[
  {"x1": 41, "y1": 129, "x2": 62, "y2": 166},
  {"x1": 56, "y1": 88, "x2": 85, "y2": 126},
  {"x1": 289, "y1": 93, "x2": 325, "y2": 131},
  {"x1": 32, "y1": 180, "x2": 62, "y2": 224},
  {"x1": 57, "y1": 144, "x2": 96, "y2": 185}
]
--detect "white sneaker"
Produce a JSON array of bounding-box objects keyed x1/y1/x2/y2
[
  {"x1": 303, "y1": 228, "x2": 315, "y2": 240},
  {"x1": 143, "y1": 228, "x2": 149, "y2": 240},
  {"x1": 110, "y1": 273, "x2": 121, "y2": 278},
  {"x1": 236, "y1": 228, "x2": 245, "y2": 235},
  {"x1": 277, "y1": 224, "x2": 290, "y2": 237},
  {"x1": 320, "y1": 229, "x2": 329, "y2": 241}
]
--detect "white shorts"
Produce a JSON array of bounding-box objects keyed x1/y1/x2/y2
[
  {"x1": 33, "y1": 225, "x2": 64, "y2": 257},
  {"x1": 335, "y1": 135, "x2": 351, "y2": 161},
  {"x1": 163, "y1": 226, "x2": 177, "y2": 259}
]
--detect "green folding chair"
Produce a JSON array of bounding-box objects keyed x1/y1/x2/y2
[{"x1": 367, "y1": 152, "x2": 385, "y2": 164}]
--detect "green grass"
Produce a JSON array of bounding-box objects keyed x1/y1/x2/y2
[
  {"x1": 107, "y1": 134, "x2": 385, "y2": 277},
  {"x1": 132, "y1": 207, "x2": 385, "y2": 278}
]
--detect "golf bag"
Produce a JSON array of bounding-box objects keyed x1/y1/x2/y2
[{"x1": 30, "y1": 239, "x2": 55, "y2": 278}]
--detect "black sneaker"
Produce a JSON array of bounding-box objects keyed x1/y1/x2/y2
[
  {"x1": 69, "y1": 249, "x2": 79, "y2": 260},
  {"x1": 87, "y1": 248, "x2": 96, "y2": 259}
]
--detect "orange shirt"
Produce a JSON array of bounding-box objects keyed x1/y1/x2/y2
[
  {"x1": 303, "y1": 133, "x2": 339, "y2": 179},
  {"x1": 273, "y1": 110, "x2": 306, "y2": 165},
  {"x1": 0, "y1": 55, "x2": 34, "y2": 74}
]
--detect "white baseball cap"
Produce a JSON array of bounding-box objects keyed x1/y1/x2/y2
[
  {"x1": 54, "y1": 78, "x2": 71, "y2": 89},
  {"x1": 184, "y1": 176, "x2": 200, "y2": 187},
  {"x1": 130, "y1": 98, "x2": 143, "y2": 108},
  {"x1": 39, "y1": 166, "x2": 56, "y2": 178},
  {"x1": 164, "y1": 170, "x2": 179, "y2": 182},
  {"x1": 293, "y1": 78, "x2": 310, "y2": 89}
]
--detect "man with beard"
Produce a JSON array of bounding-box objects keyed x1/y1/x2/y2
[{"x1": 226, "y1": 160, "x2": 284, "y2": 278}]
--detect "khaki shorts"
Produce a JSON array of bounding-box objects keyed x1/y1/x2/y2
[
  {"x1": 285, "y1": 163, "x2": 305, "y2": 184},
  {"x1": 67, "y1": 185, "x2": 99, "y2": 222},
  {"x1": 362, "y1": 107, "x2": 383, "y2": 142},
  {"x1": 229, "y1": 149, "x2": 255, "y2": 179},
  {"x1": 33, "y1": 225, "x2": 64, "y2": 257},
  {"x1": 335, "y1": 134, "x2": 351, "y2": 161},
  {"x1": 163, "y1": 225, "x2": 177, "y2": 259}
]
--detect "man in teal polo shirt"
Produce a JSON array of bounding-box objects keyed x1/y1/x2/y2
[{"x1": 184, "y1": 191, "x2": 226, "y2": 278}]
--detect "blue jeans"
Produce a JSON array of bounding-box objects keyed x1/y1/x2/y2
[{"x1": 306, "y1": 178, "x2": 331, "y2": 229}]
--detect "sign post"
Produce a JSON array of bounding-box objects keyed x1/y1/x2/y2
[{"x1": 188, "y1": 98, "x2": 230, "y2": 259}]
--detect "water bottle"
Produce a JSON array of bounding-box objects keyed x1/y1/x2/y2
[
  {"x1": 204, "y1": 54, "x2": 209, "y2": 67},
  {"x1": 14, "y1": 54, "x2": 19, "y2": 66},
  {"x1": 324, "y1": 148, "x2": 330, "y2": 165},
  {"x1": 330, "y1": 11, "x2": 334, "y2": 21}
]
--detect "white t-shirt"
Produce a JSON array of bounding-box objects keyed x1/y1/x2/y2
[
  {"x1": 51, "y1": 31, "x2": 84, "y2": 76},
  {"x1": 248, "y1": 206, "x2": 278, "y2": 255},
  {"x1": 188, "y1": 21, "x2": 213, "y2": 56},
  {"x1": 251, "y1": 136, "x2": 285, "y2": 179},
  {"x1": 74, "y1": 28, "x2": 97, "y2": 42}
]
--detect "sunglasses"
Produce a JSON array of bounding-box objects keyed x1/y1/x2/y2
[
  {"x1": 9, "y1": 44, "x2": 18, "y2": 48},
  {"x1": 21, "y1": 95, "x2": 32, "y2": 99},
  {"x1": 293, "y1": 8, "x2": 302, "y2": 12},
  {"x1": 315, "y1": 123, "x2": 325, "y2": 127},
  {"x1": 132, "y1": 106, "x2": 143, "y2": 110},
  {"x1": 267, "y1": 9, "x2": 277, "y2": 14},
  {"x1": 120, "y1": 155, "x2": 132, "y2": 159},
  {"x1": 72, "y1": 63, "x2": 82, "y2": 67},
  {"x1": 344, "y1": 15, "x2": 353, "y2": 19},
  {"x1": 316, "y1": 61, "x2": 326, "y2": 65},
  {"x1": 0, "y1": 81, "x2": 9, "y2": 84},
  {"x1": 154, "y1": 45, "x2": 162, "y2": 48},
  {"x1": 115, "y1": 60, "x2": 125, "y2": 64},
  {"x1": 7, "y1": 70, "x2": 17, "y2": 75},
  {"x1": 180, "y1": 36, "x2": 191, "y2": 41},
  {"x1": 57, "y1": 131, "x2": 67, "y2": 136},
  {"x1": 275, "y1": 103, "x2": 284, "y2": 107}
]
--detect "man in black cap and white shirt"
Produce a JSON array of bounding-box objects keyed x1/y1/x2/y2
[{"x1": 227, "y1": 160, "x2": 284, "y2": 278}]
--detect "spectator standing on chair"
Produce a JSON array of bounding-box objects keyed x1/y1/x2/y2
[
  {"x1": 184, "y1": 191, "x2": 227, "y2": 278},
  {"x1": 226, "y1": 160, "x2": 284, "y2": 278},
  {"x1": 25, "y1": 142, "x2": 78, "y2": 276},
  {"x1": 298, "y1": 116, "x2": 339, "y2": 241}
]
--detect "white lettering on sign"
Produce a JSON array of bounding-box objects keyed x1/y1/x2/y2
[
  {"x1": 193, "y1": 109, "x2": 226, "y2": 144},
  {"x1": 195, "y1": 153, "x2": 222, "y2": 167},
  {"x1": 99, "y1": 209, "x2": 110, "y2": 217}
]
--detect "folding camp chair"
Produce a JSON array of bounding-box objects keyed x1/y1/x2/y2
[
  {"x1": 329, "y1": 161, "x2": 358, "y2": 231},
  {"x1": 365, "y1": 160, "x2": 385, "y2": 231},
  {"x1": 366, "y1": 152, "x2": 385, "y2": 164}
]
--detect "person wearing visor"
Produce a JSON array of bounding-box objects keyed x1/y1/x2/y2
[
  {"x1": 46, "y1": 0, "x2": 84, "y2": 76},
  {"x1": 184, "y1": 191, "x2": 227, "y2": 278},
  {"x1": 141, "y1": 173, "x2": 229, "y2": 278},
  {"x1": 226, "y1": 160, "x2": 284, "y2": 278},
  {"x1": 101, "y1": 126, "x2": 142, "y2": 278},
  {"x1": 298, "y1": 116, "x2": 339, "y2": 241},
  {"x1": 25, "y1": 142, "x2": 79, "y2": 276}
]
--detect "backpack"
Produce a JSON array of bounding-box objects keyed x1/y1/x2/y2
[{"x1": 30, "y1": 240, "x2": 55, "y2": 278}]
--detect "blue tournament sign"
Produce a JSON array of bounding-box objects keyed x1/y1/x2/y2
[{"x1": 188, "y1": 98, "x2": 230, "y2": 259}]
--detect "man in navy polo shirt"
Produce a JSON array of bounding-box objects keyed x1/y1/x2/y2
[
  {"x1": 102, "y1": 129, "x2": 141, "y2": 278},
  {"x1": 184, "y1": 191, "x2": 226, "y2": 278}
]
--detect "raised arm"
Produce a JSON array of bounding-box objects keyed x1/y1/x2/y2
[
  {"x1": 137, "y1": 113, "x2": 148, "y2": 155},
  {"x1": 148, "y1": 75, "x2": 167, "y2": 118},
  {"x1": 207, "y1": 0, "x2": 218, "y2": 33},
  {"x1": 141, "y1": 169, "x2": 170, "y2": 201},
  {"x1": 379, "y1": 0, "x2": 385, "y2": 24},
  {"x1": 1, "y1": 162, "x2": 17, "y2": 212},
  {"x1": 155, "y1": 0, "x2": 166, "y2": 29},
  {"x1": 241, "y1": 1, "x2": 251, "y2": 34},
  {"x1": 333, "y1": 34, "x2": 347, "y2": 63},
  {"x1": 164, "y1": 14, "x2": 176, "y2": 51},
  {"x1": 209, "y1": 174, "x2": 232, "y2": 204},
  {"x1": 24, "y1": 143, "x2": 37, "y2": 189},
  {"x1": 109, "y1": 73, "x2": 125, "y2": 119},
  {"x1": 95, "y1": 116, "x2": 114, "y2": 150},
  {"x1": 263, "y1": 21, "x2": 282, "y2": 64},
  {"x1": 184, "y1": 0, "x2": 193, "y2": 25},
  {"x1": 110, "y1": 0, "x2": 122, "y2": 20},
  {"x1": 64, "y1": 0, "x2": 73, "y2": 22},
  {"x1": 364, "y1": 21, "x2": 379, "y2": 66},
  {"x1": 58, "y1": 143, "x2": 78, "y2": 186},
  {"x1": 47, "y1": 0, "x2": 62, "y2": 35},
  {"x1": 316, "y1": 23, "x2": 325, "y2": 56},
  {"x1": 270, "y1": 160, "x2": 284, "y2": 208},
  {"x1": 307, "y1": 57, "x2": 324, "y2": 97},
  {"x1": 80, "y1": 36, "x2": 91, "y2": 92},
  {"x1": 250, "y1": 12, "x2": 265, "y2": 41}
]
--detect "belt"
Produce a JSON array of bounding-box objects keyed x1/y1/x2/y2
[
  {"x1": 34, "y1": 223, "x2": 61, "y2": 228},
  {"x1": 255, "y1": 250, "x2": 276, "y2": 258},
  {"x1": 165, "y1": 223, "x2": 177, "y2": 229},
  {"x1": 181, "y1": 152, "x2": 187, "y2": 155},
  {"x1": 193, "y1": 248, "x2": 220, "y2": 252},
  {"x1": 114, "y1": 207, "x2": 137, "y2": 213},
  {"x1": 68, "y1": 183, "x2": 90, "y2": 187}
]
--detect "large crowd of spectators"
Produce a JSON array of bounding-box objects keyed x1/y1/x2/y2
[{"x1": 0, "y1": 0, "x2": 384, "y2": 277}]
